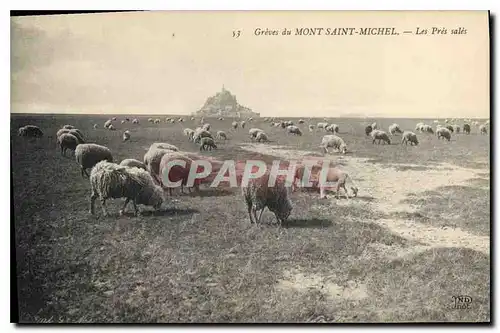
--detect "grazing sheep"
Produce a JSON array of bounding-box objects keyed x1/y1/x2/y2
[
  {"x1": 132, "y1": 118, "x2": 139, "y2": 124},
  {"x1": 89, "y1": 161, "x2": 164, "y2": 216},
  {"x1": 255, "y1": 131, "x2": 269, "y2": 143},
  {"x1": 480, "y1": 124, "x2": 488, "y2": 135},
  {"x1": 437, "y1": 127, "x2": 452, "y2": 141},
  {"x1": 302, "y1": 166, "x2": 359, "y2": 199},
  {"x1": 218, "y1": 117, "x2": 224, "y2": 121},
  {"x1": 401, "y1": 131, "x2": 419, "y2": 146},
  {"x1": 184, "y1": 128, "x2": 195, "y2": 141},
  {"x1": 242, "y1": 173, "x2": 292, "y2": 226},
  {"x1": 157, "y1": 152, "x2": 200, "y2": 195},
  {"x1": 463, "y1": 123, "x2": 471, "y2": 134},
  {"x1": 104, "y1": 119, "x2": 112, "y2": 129},
  {"x1": 370, "y1": 130, "x2": 391, "y2": 145},
  {"x1": 191, "y1": 117, "x2": 195, "y2": 121},
  {"x1": 125, "y1": 118, "x2": 130, "y2": 122},
  {"x1": 108, "y1": 124, "x2": 116, "y2": 131},
  {"x1": 309, "y1": 125, "x2": 315, "y2": 132},
  {"x1": 326, "y1": 124, "x2": 339, "y2": 133},
  {"x1": 445, "y1": 125, "x2": 454, "y2": 133},
  {"x1": 320, "y1": 134, "x2": 347, "y2": 154},
  {"x1": 75, "y1": 143, "x2": 113, "y2": 178},
  {"x1": 249, "y1": 128, "x2": 264, "y2": 139},
  {"x1": 119, "y1": 158, "x2": 147, "y2": 170},
  {"x1": 193, "y1": 129, "x2": 214, "y2": 144},
  {"x1": 415, "y1": 122, "x2": 424, "y2": 132},
  {"x1": 178, "y1": 117, "x2": 184, "y2": 122},
  {"x1": 121, "y1": 120, "x2": 126, "y2": 124},
  {"x1": 421, "y1": 124, "x2": 434, "y2": 134},
  {"x1": 371, "y1": 122, "x2": 378, "y2": 130},
  {"x1": 199, "y1": 137, "x2": 218, "y2": 151},
  {"x1": 154, "y1": 119, "x2": 160, "y2": 124},
  {"x1": 56, "y1": 128, "x2": 71, "y2": 139},
  {"x1": 112, "y1": 117, "x2": 117, "y2": 121},
  {"x1": 216, "y1": 130, "x2": 227, "y2": 141},
  {"x1": 452, "y1": 125, "x2": 460, "y2": 133},
  {"x1": 286, "y1": 125, "x2": 302, "y2": 136},
  {"x1": 148, "y1": 118, "x2": 154, "y2": 123},
  {"x1": 202, "y1": 123, "x2": 211, "y2": 131},
  {"x1": 93, "y1": 124, "x2": 98, "y2": 129},
  {"x1": 389, "y1": 123, "x2": 403, "y2": 135},
  {"x1": 58, "y1": 133, "x2": 79, "y2": 156},
  {"x1": 68, "y1": 129, "x2": 85, "y2": 144},
  {"x1": 240, "y1": 121, "x2": 246, "y2": 129},
  {"x1": 317, "y1": 122, "x2": 328, "y2": 129},
  {"x1": 365, "y1": 125, "x2": 373, "y2": 136},
  {"x1": 232, "y1": 121, "x2": 239, "y2": 129},
  {"x1": 18, "y1": 125, "x2": 43, "y2": 137},
  {"x1": 143, "y1": 148, "x2": 176, "y2": 180},
  {"x1": 248, "y1": 117, "x2": 254, "y2": 122},
  {"x1": 123, "y1": 130, "x2": 131, "y2": 142},
  {"x1": 298, "y1": 119, "x2": 305, "y2": 124}
]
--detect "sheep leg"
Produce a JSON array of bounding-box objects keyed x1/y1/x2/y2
[
  {"x1": 257, "y1": 208, "x2": 265, "y2": 224},
  {"x1": 132, "y1": 200, "x2": 140, "y2": 216},
  {"x1": 119, "y1": 198, "x2": 130, "y2": 215},
  {"x1": 320, "y1": 186, "x2": 327, "y2": 199},
  {"x1": 89, "y1": 191, "x2": 97, "y2": 215},
  {"x1": 101, "y1": 198, "x2": 109, "y2": 216},
  {"x1": 246, "y1": 203, "x2": 254, "y2": 224},
  {"x1": 342, "y1": 184, "x2": 350, "y2": 200}
]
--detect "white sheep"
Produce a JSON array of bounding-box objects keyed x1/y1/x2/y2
[
  {"x1": 317, "y1": 122, "x2": 328, "y2": 129},
  {"x1": 193, "y1": 129, "x2": 213, "y2": 144},
  {"x1": 132, "y1": 118, "x2": 139, "y2": 124},
  {"x1": 249, "y1": 128, "x2": 264, "y2": 140},
  {"x1": 89, "y1": 161, "x2": 164, "y2": 216},
  {"x1": 154, "y1": 119, "x2": 161, "y2": 124},
  {"x1": 255, "y1": 131, "x2": 269, "y2": 143},
  {"x1": 122, "y1": 130, "x2": 131, "y2": 142},
  {"x1": 232, "y1": 121, "x2": 239, "y2": 129},
  {"x1": 371, "y1": 122, "x2": 378, "y2": 130},
  {"x1": 325, "y1": 124, "x2": 339, "y2": 133},
  {"x1": 202, "y1": 123, "x2": 211, "y2": 131},
  {"x1": 93, "y1": 124, "x2": 98, "y2": 129},
  {"x1": 104, "y1": 119, "x2": 112, "y2": 129},
  {"x1": 401, "y1": 131, "x2": 419, "y2": 146},
  {"x1": 75, "y1": 143, "x2": 113, "y2": 178},
  {"x1": 148, "y1": 118, "x2": 154, "y2": 123},
  {"x1": 58, "y1": 133, "x2": 79, "y2": 156},
  {"x1": 199, "y1": 137, "x2": 217, "y2": 151},
  {"x1": 240, "y1": 121, "x2": 246, "y2": 129},
  {"x1": 286, "y1": 125, "x2": 302, "y2": 136},
  {"x1": 437, "y1": 127, "x2": 452, "y2": 141},
  {"x1": 184, "y1": 128, "x2": 195, "y2": 141},
  {"x1": 415, "y1": 122, "x2": 425, "y2": 132},
  {"x1": 479, "y1": 124, "x2": 488, "y2": 135},
  {"x1": 320, "y1": 134, "x2": 347, "y2": 154},
  {"x1": 119, "y1": 158, "x2": 147, "y2": 170},
  {"x1": 370, "y1": 130, "x2": 391, "y2": 145},
  {"x1": 389, "y1": 123, "x2": 402, "y2": 135},
  {"x1": 309, "y1": 125, "x2": 315, "y2": 132}
]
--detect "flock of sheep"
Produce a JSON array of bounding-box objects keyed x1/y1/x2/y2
[{"x1": 16, "y1": 115, "x2": 489, "y2": 226}]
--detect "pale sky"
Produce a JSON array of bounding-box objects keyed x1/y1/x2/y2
[{"x1": 11, "y1": 11, "x2": 489, "y2": 118}]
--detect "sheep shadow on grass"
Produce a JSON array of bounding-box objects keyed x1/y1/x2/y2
[
  {"x1": 284, "y1": 218, "x2": 332, "y2": 229},
  {"x1": 188, "y1": 188, "x2": 235, "y2": 198},
  {"x1": 119, "y1": 207, "x2": 199, "y2": 218}
]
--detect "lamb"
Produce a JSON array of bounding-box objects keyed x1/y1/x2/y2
[
  {"x1": 241, "y1": 173, "x2": 292, "y2": 226},
  {"x1": 286, "y1": 125, "x2": 302, "y2": 136},
  {"x1": 58, "y1": 133, "x2": 79, "y2": 156},
  {"x1": 463, "y1": 123, "x2": 471, "y2": 134},
  {"x1": 480, "y1": 124, "x2": 488, "y2": 135},
  {"x1": 18, "y1": 125, "x2": 43, "y2": 137},
  {"x1": 232, "y1": 121, "x2": 239, "y2": 129},
  {"x1": 437, "y1": 127, "x2": 451, "y2": 141},
  {"x1": 320, "y1": 134, "x2": 347, "y2": 154},
  {"x1": 294, "y1": 165, "x2": 359, "y2": 199},
  {"x1": 199, "y1": 137, "x2": 218, "y2": 151},
  {"x1": 389, "y1": 123, "x2": 403, "y2": 135},
  {"x1": 122, "y1": 130, "x2": 131, "y2": 142},
  {"x1": 104, "y1": 119, "x2": 112, "y2": 129},
  {"x1": 193, "y1": 129, "x2": 214, "y2": 144},
  {"x1": 370, "y1": 130, "x2": 391, "y2": 144},
  {"x1": 202, "y1": 123, "x2": 211, "y2": 131},
  {"x1": 255, "y1": 131, "x2": 269, "y2": 143},
  {"x1": 365, "y1": 125, "x2": 373, "y2": 136},
  {"x1": 119, "y1": 158, "x2": 147, "y2": 170},
  {"x1": 75, "y1": 143, "x2": 114, "y2": 178},
  {"x1": 89, "y1": 161, "x2": 164, "y2": 217},
  {"x1": 401, "y1": 131, "x2": 419, "y2": 146},
  {"x1": 309, "y1": 125, "x2": 315, "y2": 132},
  {"x1": 216, "y1": 130, "x2": 227, "y2": 141},
  {"x1": 325, "y1": 124, "x2": 339, "y2": 133}
]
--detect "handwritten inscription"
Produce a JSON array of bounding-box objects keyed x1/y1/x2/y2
[{"x1": 233, "y1": 27, "x2": 468, "y2": 38}]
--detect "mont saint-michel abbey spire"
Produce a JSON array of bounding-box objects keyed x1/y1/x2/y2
[{"x1": 195, "y1": 85, "x2": 260, "y2": 118}]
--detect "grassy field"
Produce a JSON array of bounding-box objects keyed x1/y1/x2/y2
[{"x1": 11, "y1": 114, "x2": 490, "y2": 323}]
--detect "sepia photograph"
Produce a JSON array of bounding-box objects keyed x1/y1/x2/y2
[{"x1": 10, "y1": 9, "x2": 490, "y2": 323}]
